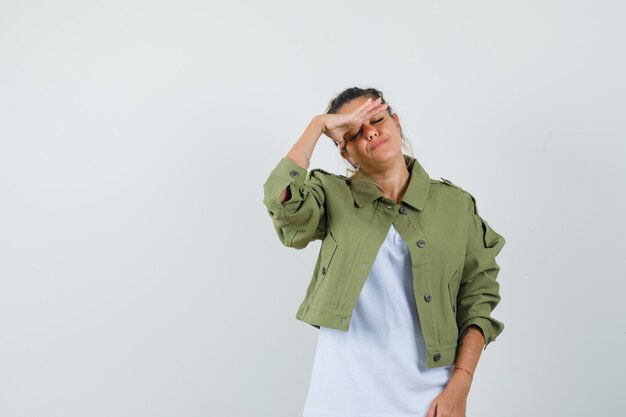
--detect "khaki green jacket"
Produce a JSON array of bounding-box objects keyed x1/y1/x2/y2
[{"x1": 262, "y1": 154, "x2": 505, "y2": 368}]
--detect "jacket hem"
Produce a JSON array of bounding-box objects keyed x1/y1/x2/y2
[
  {"x1": 296, "y1": 300, "x2": 458, "y2": 369},
  {"x1": 296, "y1": 301, "x2": 352, "y2": 331}
]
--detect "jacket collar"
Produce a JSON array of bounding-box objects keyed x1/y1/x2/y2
[{"x1": 348, "y1": 154, "x2": 431, "y2": 211}]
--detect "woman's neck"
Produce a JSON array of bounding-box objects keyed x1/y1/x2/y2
[{"x1": 367, "y1": 158, "x2": 411, "y2": 204}]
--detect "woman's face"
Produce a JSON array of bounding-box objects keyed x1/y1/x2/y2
[{"x1": 337, "y1": 96, "x2": 404, "y2": 172}]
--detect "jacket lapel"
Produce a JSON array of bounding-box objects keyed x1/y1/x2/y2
[{"x1": 349, "y1": 154, "x2": 431, "y2": 211}]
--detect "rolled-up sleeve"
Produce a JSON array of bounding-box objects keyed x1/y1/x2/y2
[
  {"x1": 262, "y1": 157, "x2": 327, "y2": 249},
  {"x1": 457, "y1": 192, "x2": 506, "y2": 349}
]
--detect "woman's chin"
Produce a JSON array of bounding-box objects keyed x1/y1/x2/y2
[{"x1": 371, "y1": 144, "x2": 401, "y2": 160}]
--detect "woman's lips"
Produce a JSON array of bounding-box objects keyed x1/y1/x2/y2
[{"x1": 371, "y1": 138, "x2": 387, "y2": 150}]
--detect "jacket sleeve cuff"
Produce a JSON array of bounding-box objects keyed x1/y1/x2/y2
[
  {"x1": 263, "y1": 157, "x2": 309, "y2": 212},
  {"x1": 458, "y1": 317, "x2": 504, "y2": 350}
]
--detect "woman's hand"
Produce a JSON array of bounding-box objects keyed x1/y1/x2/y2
[
  {"x1": 317, "y1": 97, "x2": 388, "y2": 151},
  {"x1": 425, "y1": 371, "x2": 472, "y2": 417}
]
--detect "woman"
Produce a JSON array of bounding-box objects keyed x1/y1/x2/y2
[{"x1": 262, "y1": 87, "x2": 505, "y2": 417}]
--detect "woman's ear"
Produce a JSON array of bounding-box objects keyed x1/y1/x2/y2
[
  {"x1": 340, "y1": 148, "x2": 356, "y2": 167},
  {"x1": 392, "y1": 112, "x2": 401, "y2": 128}
]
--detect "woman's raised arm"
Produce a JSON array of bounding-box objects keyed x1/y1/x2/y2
[
  {"x1": 278, "y1": 116, "x2": 326, "y2": 203},
  {"x1": 279, "y1": 97, "x2": 389, "y2": 203},
  {"x1": 263, "y1": 98, "x2": 389, "y2": 249}
]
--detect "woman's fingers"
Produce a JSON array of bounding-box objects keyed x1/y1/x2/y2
[
  {"x1": 351, "y1": 101, "x2": 388, "y2": 128},
  {"x1": 367, "y1": 102, "x2": 388, "y2": 116},
  {"x1": 356, "y1": 99, "x2": 388, "y2": 121},
  {"x1": 353, "y1": 97, "x2": 380, "y2": 118},
  {"x1": 354, "y1": 97, "x2": 374, "y2": 113},
  {"x1": 425, "y1": 401, "x2": 437, "y2": 417},
  {"x1": 323, "y1": 97, "x2": 389, "y2": 145}
]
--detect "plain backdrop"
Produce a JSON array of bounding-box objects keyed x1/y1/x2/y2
[{"x1": 1, "y1": 1, "x2": 625, "y2": 416}]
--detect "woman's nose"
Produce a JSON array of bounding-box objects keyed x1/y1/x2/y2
[{"x1": 366, "y1": 129, "x2": 378, "y2": 140}]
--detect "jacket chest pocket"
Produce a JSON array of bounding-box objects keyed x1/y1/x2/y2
[
  {"x1": 447, "y1": 268, "x2": 460, "y2": 314},
  {"x1": 313, "y1": 232, "x2": 338, "y2": 297}
]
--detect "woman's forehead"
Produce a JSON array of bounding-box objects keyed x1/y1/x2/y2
[{"x1": 337, "y1": 96, "x2": 375, "y2": 114}]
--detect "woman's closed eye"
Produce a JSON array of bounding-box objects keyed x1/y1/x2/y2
[{"x1": 350, "y1": 117, "x2": 385, "y2": 141}]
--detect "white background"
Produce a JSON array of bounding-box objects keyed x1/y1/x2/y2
[{"x1": 1, "y1": 1, "x2": 624, "y2": 416}]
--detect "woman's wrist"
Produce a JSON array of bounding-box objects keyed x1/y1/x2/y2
[
  {"x1": 448, "y1": 368, "x2": 472, "y2": 393},
  {"x1": 312, "y1": 114, "x2": 327, "y2": 135},
  {"x1": 286, "y1": 117, "x2": 324, "y2": 170},
  {"x1": 453, "y1": 366, "x2": 473, "y2": 380}
]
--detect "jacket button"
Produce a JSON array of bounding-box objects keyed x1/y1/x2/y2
[
  {"x1": 433, "y1": 353, "x2": 441, "y2": 361},
  {"x1": 417, "y1": 240, "x2": 426, "y2": 248},
  {"x1": 385, "y1": 204, "x2": 393, "y2": 209},
  {"x1": 289, "y1": 170, "x2": 299, "y2": 178},
  {"x1": 321, "y1": 266, "x2": 326, "y2": 275},
  {"x1": 399, "y1": 206, "x2": 408, "y2": 214},
  {"x1": 424, "y1": 294, "x2": 432, "y2": 302}
]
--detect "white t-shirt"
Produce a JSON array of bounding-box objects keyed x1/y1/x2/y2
[{"x1": 303, "y1": 224, "x2": 453, "y2": 417}]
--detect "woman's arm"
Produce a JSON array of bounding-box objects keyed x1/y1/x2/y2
[
  {"x1": 263, "y1": 98, "x2": 389, "y2": 248},
  {"x1": 456, "y1": 192, "x2": 505, "y2": 348},
  {"x1": 278, "y1": 116, "x2": 326, "y2": 204},
  {"x1": 279, "y1": 98, "x2": 389, "y2": 203},
  {"x1": 426, "y1": 325, "x2": 484, "y2": 417},
  {"x1": 262, "y1": 155, "x2": 327, "y2": 249},
  {"x1": 452, "y1": 325, "x2": 484, "y2": 384},
  {"x1": 426, "y1": 190, "x2": 505, "y2": 416}
]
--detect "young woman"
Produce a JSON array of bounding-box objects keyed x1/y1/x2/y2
[{"x1": 262, "y1": 87, "x2": 506, "y2": 417}]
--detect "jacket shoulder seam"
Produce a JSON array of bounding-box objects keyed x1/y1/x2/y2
[
  {"x1": 309, "y1": 168, "x2": 347, "y2": 180},
  {"x1": 432, "y1": 178, "x2": 479, "y2": 216},
  {"x1": 310, "y1": 167, "x2": 344, "y2": 175},
  {"x1": 431, "y1": 177, "x2": 470, "y2": 198},
  {"x1": 436, "y1": 177, "x2": 476, "y2": 199}
]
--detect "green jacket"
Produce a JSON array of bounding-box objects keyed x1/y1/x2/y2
[{"x1": 262, "y1": 154, "x2": 505, "y2": 368}]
